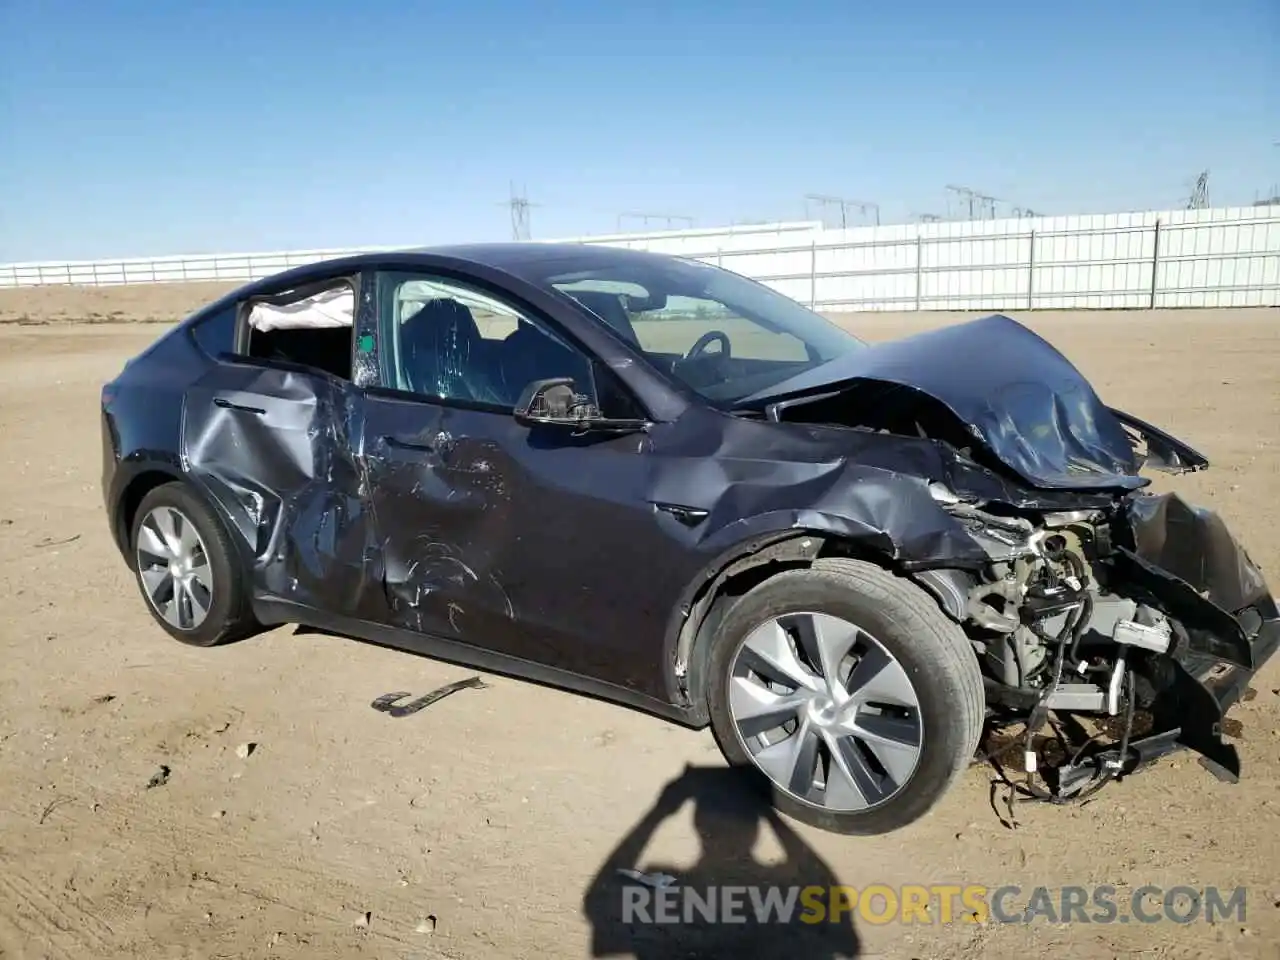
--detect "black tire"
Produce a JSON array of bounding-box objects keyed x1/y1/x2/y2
[
  {"x1": 706, "y1": 557, "x2": 984, "y2": 835},
  {"x1": 129, "y1": 481, "x2": 255, "y2": 647}
]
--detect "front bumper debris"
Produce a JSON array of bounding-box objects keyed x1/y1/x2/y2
[
  {"x1": 1057, "y1": 613, "x2": 1279, "y2": 792},
  {"x1": 1056, "y1": 491, "x2": 1279, "y2": 793}
]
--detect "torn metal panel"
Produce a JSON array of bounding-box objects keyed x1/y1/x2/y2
[
  {"x1": 643, "y1": 406, "x2": 1107, "y2": 569},
  {"x1": 1109, "y1": 546, "x2": 1252, "y2": 668},
  {"x1": 1121, "y1": 491, "x2": 1272, "y2": 618},
  {"x1": 646, "y1": 451, "x2": 986, "y2": 567},
  {"x1": 1108, "y1": 408, "x2": 1210, "y2": 474},
  {"x1": 741, "y1": 314, "x2": 1147, "y2": 491},
  {"x1": 181, "y1": 362, "x2": 383, "y2": 618},
  {"x1": 360, "y1": 396, "x2": 518, "y2": 642}
]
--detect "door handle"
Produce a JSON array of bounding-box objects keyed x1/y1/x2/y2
[
  {"x1": 213, "y1": 397, "x2": 266, "y2": 415},
  {"x1": 380, "y1": 435, "x2": 435, "y2": 453}
]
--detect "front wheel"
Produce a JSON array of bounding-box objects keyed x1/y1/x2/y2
[{"x1": 706, "y1": 557, "x2": 984, "y2": 835}]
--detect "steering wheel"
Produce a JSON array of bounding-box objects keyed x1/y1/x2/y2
[{"x1": 685, "y1": 330, "x2": 731, "y2": 360}]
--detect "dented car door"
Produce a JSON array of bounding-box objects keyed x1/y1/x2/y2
[
  {"x1": 357, "y1": 391, "x2": 690, "y2": 698},
  {"x1": 182, "y1": 359, "x2": 383, "y2": 618}
]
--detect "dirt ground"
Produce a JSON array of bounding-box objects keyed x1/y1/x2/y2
[{"x1": 1, "y1": 284, "x2": 1279, "y2": 960}]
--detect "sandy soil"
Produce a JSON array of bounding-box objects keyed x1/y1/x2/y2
[
  {"x1": 1, "y1": 285, "x2": 1279, "y2": 959},
  {"x1": 0, "y1": 282, "x2": 238, "y2": 325}
]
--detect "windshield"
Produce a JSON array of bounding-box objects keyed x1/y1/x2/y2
[{"x1": 530, "y1": 255, "x2": 865, "y2": 404}]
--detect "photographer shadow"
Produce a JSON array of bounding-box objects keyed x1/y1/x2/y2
[{"x1": 582, "y1": 764, "x2": 862, "y2": 959}]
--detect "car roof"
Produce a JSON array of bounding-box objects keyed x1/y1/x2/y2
[
  {"x1": 186, "y1": 242, "x2": 690, "y2": 327},
  {"x1": 403, "y1": 241, "x2": 685, "y2": 274}
]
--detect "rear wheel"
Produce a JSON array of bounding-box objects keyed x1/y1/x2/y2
[
  {"x1": 706, "y1": 557, "x2": 984, "y2": 835},
  {"x1": 130, "y1": 482, "x2": 255, "y2": 647}
]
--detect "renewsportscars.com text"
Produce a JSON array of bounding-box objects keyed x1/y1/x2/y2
[{"x1": 620, "y1": 883, "x2": 1248, "y2": 926}]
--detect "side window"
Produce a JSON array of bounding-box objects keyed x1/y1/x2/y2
[
  {"x1": 377, "y1": 272, "x2": 598, "y2": 410},
  {"x1": 239, "y1": 281, "x2": 356, "y2": 381},
  {"x1": 189, "y1": 305, "x2": 237, "y2": 358}
]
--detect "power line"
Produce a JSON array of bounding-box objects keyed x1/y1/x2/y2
[
  {"x1": 616, "y1": 212, "x2": 695, "y2": 232},
  {"x1": 848, "y1": 199, "x2": 880, "y2": 226},
  {"x1": 945, "y1": 185, "x2": 1000, "y2": 220},
  {"x1": 803, "y1": 194, "x2": 880, "y2": 228}
]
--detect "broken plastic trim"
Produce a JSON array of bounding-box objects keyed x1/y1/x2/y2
[
  {"x1": 370, "y1": 676, "x2": 490, "y2": 717},
  {"x1": 1108, "y1": 407, "x2": 1210, "y2": 474}
]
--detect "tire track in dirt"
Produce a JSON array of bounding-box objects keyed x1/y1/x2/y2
[
  {"x1": 0, "y1": 862, "x2": 116, "y2": 960},
  {"x1": 0, "y1": 760, "x2": 448, "y2": 956}
]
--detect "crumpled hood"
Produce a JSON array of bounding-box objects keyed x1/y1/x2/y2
[{"x1": 740, "y1": 313, "x2": 1147, "y2": 490}]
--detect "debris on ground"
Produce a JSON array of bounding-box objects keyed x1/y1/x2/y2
[
  {"x1": 416, "y1": 916, "x2": 437, "y2": 935},
  {"x1": 353, "y1": 911, "x2": 371, "y2": 928},
  {"x1": 38, "y1": 795, "x2": 73, "y2": 824},
  {"x1": 616, "y1": 868, "x2": 678, "y2": 889},
  {"x1": 33, "y1": 533, "x2": 81, "y2": 549},
  {"x1": 235, "y1": 742, "x2": 256, "y2": 759},
  {"x1": 91, "y1": 694, "x2": 115, "y2": 705},
  {"x1": 370, "y1": 676, "x2": 490, "y2": 718},
  {"x1": 146, "y1": 765, "x2": 171, "y2": 789}
]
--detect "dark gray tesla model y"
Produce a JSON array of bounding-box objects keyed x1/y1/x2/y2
[{"x1": 100, "y1": 242, "x2": 1278, "y2": 834}]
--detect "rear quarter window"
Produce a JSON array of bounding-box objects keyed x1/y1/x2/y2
[{"x1": 188, "y1": 306, "x2": 237, "y2": 358}]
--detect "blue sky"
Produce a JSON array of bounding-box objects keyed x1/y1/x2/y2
[{"x1": 1, "y1": 0, "x2": 1276, "y2": 261}]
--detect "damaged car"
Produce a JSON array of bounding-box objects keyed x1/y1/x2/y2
[{"x1": 100, "y1": 243, "x2": 1279, "y2": 835}]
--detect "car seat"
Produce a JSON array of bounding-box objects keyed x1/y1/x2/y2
[
  {"x1": 500, "y1": 319, "x2": 590, "y2": 401},
  {"x1": 399, "y1": 298, "x2": 505, "y2": 403},
  {"x1": 565, "y1": 290, "x2": 641, "y2": 345}
]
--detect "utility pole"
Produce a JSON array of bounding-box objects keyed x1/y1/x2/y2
[
  {"x1": 945, "y1": 185, "x2": 999, "y2": 220},
  {"x1": 848, "y1": 199, "x2": 880, "y2": 226},
  {"x1": 502, "y1": 182, "x2": 538, "y2": 240},
  {"x1": 805, "y1": 194, "x2": 849, "y2": 228},
  {"x1": 1186, "y1": 170, "x2": 1209, "y2": 210},
  {"x1": 803, "y1": 194, "x2": 880, "y2": 228}
]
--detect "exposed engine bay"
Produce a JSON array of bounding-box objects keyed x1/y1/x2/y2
[
  {"x1": 764, "y1": 367, "x2": 1278, "y2": 807},
  {"x1": 930, "y1": 495, "x2": 1164, "y2": 798},
  {"x1": 916, "y1": 478, "x2": 1277, "y2": 809}
]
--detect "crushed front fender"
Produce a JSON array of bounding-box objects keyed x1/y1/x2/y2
[{"x1": 1085, "y1": 492, "x2": 1280, "y2": 784}]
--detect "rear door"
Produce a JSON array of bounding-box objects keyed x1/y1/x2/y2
[{"x1": 181, "y1": 272, "x2": 383, "y2": 619}]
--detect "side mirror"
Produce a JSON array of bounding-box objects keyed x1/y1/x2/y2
[
  {"x1": 513, "y1": 378, "x2": 600, "y2": 427},
  {"x1": 513, "y1": 378, "x2": 649, "y2": 434}
]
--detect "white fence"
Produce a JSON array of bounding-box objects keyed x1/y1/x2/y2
[
  {"x1": 719, "y1": 206, "x2": 1280, "y2": 311},
  {"x1": 3, "y1": 207, "x2": 1278, "y2": 311},
  {"x1": 0, "y1": 222, "x2": 820, "y2": 289}
]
